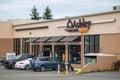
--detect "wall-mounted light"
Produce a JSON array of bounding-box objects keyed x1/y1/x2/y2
[{"x1": 29, "y1": 32, "x2": 32, "y2": 35}]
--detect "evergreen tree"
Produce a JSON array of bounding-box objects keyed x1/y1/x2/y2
[
  {"x1": 42, "y1": 6, "x2": 53, "y2": 20},
  {"x1": 29, "y1": 6, "x2": 41, "y2": 20}
]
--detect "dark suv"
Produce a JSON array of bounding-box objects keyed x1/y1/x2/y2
[{"x1": 4, "y1": 54, "x2": 34, "y2": 69}]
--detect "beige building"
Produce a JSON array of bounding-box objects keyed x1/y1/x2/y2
[{"x1": 0, "y1": 8, "x2": 120, "y2": 72}]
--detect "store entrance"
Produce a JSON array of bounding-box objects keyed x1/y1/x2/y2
[
  {"x1": 54, "y1": 45, "x2": 65, "y2": 62},
  {"x1": 42, "y1": 45, "x2": 52, "y2": 57}
]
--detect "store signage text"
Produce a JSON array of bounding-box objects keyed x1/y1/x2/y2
[{"x1": 66, "y1": 18, "x2": 91, "y2": 32}]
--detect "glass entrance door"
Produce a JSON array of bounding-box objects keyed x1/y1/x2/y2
[
  {"x1": 42, "y1": 45, "x2": 52, "y2": 57},
  {"x1": 54, "y1": 45, "x2": 65, "y2": 62}
]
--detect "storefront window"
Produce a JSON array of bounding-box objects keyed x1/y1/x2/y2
[
  {"x1": 13, "y1": 38, "x2": 21, "y2": 55},
  {"x1": 68, "y1": 45, "x2": 81, "y2": 64},
  {"x1": 84, "y1": 35, "x2": 100, "y2": 54},
  {"x1": 95, "y1": 35, "x2": 100, "y2": 53},
  {"x1": 32, "y1": 45, "x2": 40, "y2": 56},
  {"x1": 86, "y1": 56, "x2": 97, "y2": 64},
  {"x1": 22, "y1": 38, "x2": 29, "y2": 53},
  {"x1": 42, "y1": 45, "x2": 52, "y2": 57},
  {"x1": 54, "y1": 45, "x2": 65, "y2": 62},
  {"x1": 84, "y1": 36, "x2": 90, "y2": 53},
  {"x1": 90, "y1": 35, "x2": 95, "y2": 53}
]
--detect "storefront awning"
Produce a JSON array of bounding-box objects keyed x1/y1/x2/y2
[
  {"x1": 35, "y1": 37, "x2": 51, "y2": 42},
  {"x1": 60, "y1": 35, "x2": 80, "y2": 42},
  {"x1": 26, "y1": 38, "x2": 39, "y2": 42},
  {"x1": 47, "y1": 36, "x2": 64, "y2": 42}
]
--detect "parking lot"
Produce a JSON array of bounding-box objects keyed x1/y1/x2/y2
[{"x1": 0, "y1": 66, "x2": 120, "y2": 80}]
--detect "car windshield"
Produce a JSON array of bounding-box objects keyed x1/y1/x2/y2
[{"x1": 32, "y1": 57, "x2": 37, "y2": 61}]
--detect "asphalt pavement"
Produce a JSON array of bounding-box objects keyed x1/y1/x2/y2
[{"x1": 0, "y1": 66, "x2": 120, "y2": 80}]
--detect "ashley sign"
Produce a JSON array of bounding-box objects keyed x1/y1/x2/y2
[{"x1": 66, "y1": 18, "x2": 91, "y2": 32}]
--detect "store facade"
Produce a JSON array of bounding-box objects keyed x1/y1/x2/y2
[{"x1": 0, "y1": 10, "x2": 120, "y2": 71}]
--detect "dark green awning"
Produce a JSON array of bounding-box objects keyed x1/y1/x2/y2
[
  {"x1": 47, "y1": 36, "x2": 64, "y2": 42},
  {"x1": 35, "y1": 37, "x2": 51, "y2": 42},
  {"x1": 60, "y1": 36, "x2": 80, "y2": 42},
  {"x1": 26, "y1": 38, "x2": 39, "y2": 42}
]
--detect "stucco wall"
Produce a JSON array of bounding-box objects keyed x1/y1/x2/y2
[
  {"x1": 100, "y1": 33, "x2": 120, "y2": 55},
  {"x1": 0, "y1": 20, "x2": 13, "y2": 38},
  {"x1": 0, "y1": 38, "x2": 13, "y2": 56},
  {"x1": 13, "y1": 11, "x2": 120, "y2": 38},
  {"x1": 83, "y1": 56, "x2": 117, "y2": 72}
]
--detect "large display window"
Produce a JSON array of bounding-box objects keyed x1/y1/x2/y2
[
  {"x1": 14, "y1": 38, "x2": 21, "y2": 55},
  {"x1": 84, "y1": 35, "x2": 100, "y2": 54},
  {"x1": 68, "y1": 45, "x2": 81, "y2": 64},
  {"x1": 32, "y1": 45, "x2": 40, "y2": 56},
  {"x1": 22, "y1": 38, "x2": 29, "y2": 53},
  {"x1": 54, "y1": 45, "x2": 65, "y2": 62}
]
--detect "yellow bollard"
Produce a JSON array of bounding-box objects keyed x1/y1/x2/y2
[
  {"x1": 58, "y1": 64, "x2": 60, "y2": 75},
  {"x1": 66, "y1": 64, "x2": 69, "y2": 75}
]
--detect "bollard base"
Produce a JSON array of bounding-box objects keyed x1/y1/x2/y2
[{"x1": 74, "y1": 68, "x2": 82, "y2": 74}]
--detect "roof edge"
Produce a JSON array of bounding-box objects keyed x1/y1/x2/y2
[{"x1": 13, "y1": 10, "x2": 120, "y2": 27}]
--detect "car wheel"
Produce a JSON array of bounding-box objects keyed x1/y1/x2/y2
[
  {"x1": 4, "y1": 66, "x2": 9, "y2": 69},
  {"x1": 52, "y1": 68, "x2": 57, "y2": 70},
  {"x1": 33, "y1": 68, "x2": 38, "y2": 71},
  {"x1": 25, "y1": 65, "x2": 30, "y2": 70},
  {"x1": 40, "y1": 66, "x2": 45, "y2": 72},
  {"x1": 12, "y1": 63, "x2": 15, "y2": 69}
]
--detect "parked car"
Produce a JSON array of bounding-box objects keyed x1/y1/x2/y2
[
  {"x1": 0, "y1": 56, "x2": 6, "y2": 65},
  {"x1": 31, "y1": 57, "x2": 74, "y2": 72},
  {"x1": 15, "y1": 58, "x2": 32, "y2": 70},
  {"x1": 4, "y1": 54, "x2": 34, "y2": 69}
]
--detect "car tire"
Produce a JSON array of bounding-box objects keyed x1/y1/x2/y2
[
  {"x1": 4, "y1": 66, "x2": 9, "y2": 69},
  {"x1": 40, "y1": 66, "x2": 45, "y2": 72},
  {"x1": 52, "y1": 68, "x2": 57, "y2": 70},
  {"x1": 33, "y1": 68, "x2": 38, "y2": 71},
  {"x1": 12, "y1": 63, "x2": 15, "y2": 69},
  {"x1": 25, "y1": 65, "x2": 30, "y2": 70}
]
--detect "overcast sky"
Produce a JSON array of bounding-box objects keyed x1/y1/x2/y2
[{"x1": 0, "y1": 0, "x2": 120, "y2": 21}]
